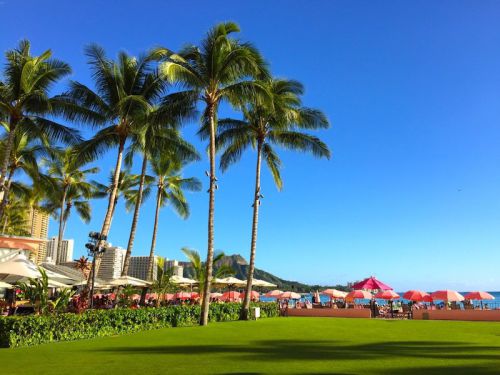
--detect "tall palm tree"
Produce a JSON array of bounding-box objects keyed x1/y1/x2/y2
[
  {"x1": 216, "y1": 78, "x2": 331, "y2": 319},
  {"x1": 0, "y1": 40, "x2": 79, "y2": 219},
  {"x1": 181, "y1": 247, "x2": 234, "y2": 303},
  {"x1": 146, "y1": 155, "x2": 201, "y2": 281},
  {"x1": 42, "y1": 147, "x2": 99, "y2": 257},
  {"x1": 155, "y1": 22, "x2": 269, "y2": 325}
]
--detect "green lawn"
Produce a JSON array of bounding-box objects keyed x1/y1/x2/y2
[{"x1": 1, "y1": 317, "x2": 499, "y2": 374}]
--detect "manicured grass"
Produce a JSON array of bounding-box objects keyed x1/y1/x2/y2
[{"x1": 0, "y1": 317, "x2": 499, "y2": 374}]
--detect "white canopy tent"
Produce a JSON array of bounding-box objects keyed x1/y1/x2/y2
[
  {"x1": 107, "y1": 276, "x2": 151, "y2": 287},
  {"x1": 170, "y1": 275, "x2": 197, "y2": 285}
]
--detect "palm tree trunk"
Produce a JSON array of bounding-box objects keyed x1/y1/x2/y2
[
  {"x1": 0, "y1": 123, "x2": 16, "y2": 197},
  {"x1": 200, "y1": 103, "x2": 217, "y2": 326},
  {"x1": 88, "y1": 138, "x2": 125, "y2": 284},
  {"x1": 56, "y1": 185, "x2": 69, "y2": 264},
  {"x1": 0, "y1": 166, "x2": 16, "y2": 225},
  {"x1": 241, "y1": 141, "x2": 263, "y2": 320},
  {"x1": 122, "y1": 155, "x2": 148, "y2": 277},
  {"x1": 147, "y1": 185, "x2": 162, "y2": 281}
]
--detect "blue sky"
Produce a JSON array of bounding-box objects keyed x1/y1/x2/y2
[{"x1": 1, "y1": 1, "x2": 499, "y2": 291}]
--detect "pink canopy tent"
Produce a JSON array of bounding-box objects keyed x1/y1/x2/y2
[
  {"x1": 464, "y1": 291, "x2": 495, "y2": 301},
  {"x1": 430, "y1": 290, "x2": 464, "y2": 302},
  {"x1": 351, "y1": 276, "x2": 392, "y2": 291},
  {"x1": 374, "y1": 290, "x2": 400, "y2": 300},
  {"x1": 221, "y1": 291, "x2": 240, "y2": 302},
  {"x1": 174, "y1": 292, "x2": 198, "y2": 300},
  {"x1": 403, "y1": 290, "x2": 430, "y2": 302}
]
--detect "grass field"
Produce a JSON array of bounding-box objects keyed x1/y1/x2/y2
[{"x1": 1, "y1": 317, "x2": 499, "y2": 374}]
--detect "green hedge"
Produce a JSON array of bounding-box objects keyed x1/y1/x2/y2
[{"x1": 0, "y1": 302, "x2": 278, "y2": 348}]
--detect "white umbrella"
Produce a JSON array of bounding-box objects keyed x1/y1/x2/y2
[
  {"x1": 0, "y1": 252, "x2": 41, "y2": 282},
  {"x1": 170, "y1": 275, "x2": 197, "y2": 285},
  {"x1": 107, "y1": 276, "x2": 151, "y2": 287},
  {"x1": 253, "y1": 278, "x2": 277, "y2": 288},
  {"x1": 0, "y1": 281, "x2": 13, "y2": 288},
  {"x1": 213, "y1": 277, "x2": 246, "y2": 287}
]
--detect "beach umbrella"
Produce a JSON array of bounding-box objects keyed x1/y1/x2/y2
[
  {"x1": 279, "y1": 291, "x2": 301, "y2": 300},
  {"x1": 321, "y1": 289, "x2": 347, "y2": 298},
  {"x1": 213, "y1": 277, "x2": 246, "y2": 287},
  {"x1": 463, "y1": 291, "x2": 495, "y2": 300},
  {"x1": 252, "y1": 278, "x2": 277, "y2": 288},
  {"x1": 170, "y1": 275, "x2": 197, "y2": 285},
  {"x1": 165, "y1": 293, "x2": 175, "y2": 301},
  {"x1": 106, "y1": 293, "x2": 116, "y2": 300},
  {"x1": 403, "y1": 290, "x2": 430, "y2": 302},
  {"x1": 430, "y1": 290, "x2": 464, "y2": 302},
  {"x1": 240, "y1": 291, "x2": 260, "y2": 300},
  {"x1": 0, "y1": 281, "x2": 12, "y2": 288},
  {"x1": 146, "y1": 293, "x2": 158, "y2": 300},
  {"x1": 130, "y1": 294, "x2": 141, "y2": 300},
  {"x1": 174, "y1": 291, "x2": 197, "y2": 300},
  {"x1": 264, "y1": 289, "x2": 283, "y2": 298},
  {"x1": 422, "y1": 294, "x2": 433, "y2": 303},
  {"x1": 210, "y1": 292, "x2": 223, "y2": 299},
  {"x1": 221, "y1": 291, "x2": 241, "y2": 302},
  {"x1": 374, "y1": 290, "x2": 400, "y2": 300},
  {"x1": 108, "y1": 276, "x2": 151, "y2": 287},
  {"x1": 351, "y1": 276, "x2": 392, "y2": 291},
  {"x1": 346, "y1": 290, "x2": 373, "y2": 300}
]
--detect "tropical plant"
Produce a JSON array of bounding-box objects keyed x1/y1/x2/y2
[
  {"x1": 146, "y1": 155, "x2": 201, "y2": 281},
  {"x1": 216, "y1": 78, "x2": 330, "y2": 319},
  {"x1": 1, "y1": 193, "x2": 30, "y2": 235},
  {"x1": 50, "y1": 288, "x2": 75, "y2": 313},
  {"x1": 41, "y1": 147, "x2": 98, "y2": 259},
  {"x1": 150, "y1": 258, "x2": 174, "y2": 307},
  {"x1": 0, "y1": 40, "x2": 80, "y2": 219},
  {"x1": 74, "y1": 256, "x2": 91, "y2": 279},
  {"x1": 155, "y1": 22, "x2": 269, "y2": 325},
  {"x1": 16, "y1": 267, "x2": 50, "y2": 315},
  {"x1": 117, "y1": 284, "x2": 139, "y2": 307},
  {"x1": 181, "y1": 247, "x2": 234, "y2": 303}
]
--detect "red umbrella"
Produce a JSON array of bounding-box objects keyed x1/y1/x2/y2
[
  {"x1": 346, "y1": 290, "x2": 373, "y2": 300},
  {"x1": 264, "y1": 290, "x2": 283, "y2": 298},
  {"x1": 403, "y1": 290, "x2": 430, "y2": 302},
  {"x1": 174, "y1": 292, "x2": 195, "y2": 300},
  {"x1": 430, "y1": 290, "x2": 464, "y2": 302},
  {"x1": 240, "y1": 291, "x2": 260, "y2": 300},
  {"x1": 352, "y1": 276, "x2": 392, "y2": 291},
  {"x1": 106, "y1": 293, "x2": 116, "y2": 300},
  {"x1": 374, "y1": 290, "x2": 400, "y2": 300},
  {"x1": 146, "y1": 293, "x2": 158, "y2": 300},
  {"x1": 221, "y1": 291, "x2": 241, "y2": 301},
  {"x1": 464, "y1": 291, "x2": 495, "y2": 300},
  {"x1": 422, "y1": 294, "x2": 433, "y2": 303}
]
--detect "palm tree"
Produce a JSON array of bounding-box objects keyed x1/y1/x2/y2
[
  {"x1": 146, "y1": 155, "x2": 201, "y2": 281},
  {"x1": 42, "y1": 147, "x2": 99, "y2": 257},
  {"x1": 74, "y1": 256, "x2": 91, "y2": 279},
  {"x1": 0, "y1": 40, "x2": 79, "y2": 219},
  {"x1": 54, "y1": 46, "x2": 172, "y2": 280},
  {"x1": 216, "y1": 78, "x2": 330, "y2": 319},
  {"x1": 181, "y1": 247, "x2": 234, "y2": 303},
  {"x1": 155, "y1": 22, "x2": 269, "y2": 325}
]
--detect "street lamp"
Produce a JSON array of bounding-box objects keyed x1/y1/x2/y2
[{"x1": 85, "y1": 231, "x2": 108, "y2": 308}]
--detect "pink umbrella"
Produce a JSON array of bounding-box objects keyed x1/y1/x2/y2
[
  {"x1": 321, "y1": 289, "x2": 347, "y2": 298},
  {"x1": 346, "y1": 290, "x2": 373, "y2": 300},
  {"x1": 210, "y1": 292, "x2": 223, "y2": 299},
  {"x1": 403, "y1": 290, "x2": 430, "y2": 302},
  {"x1": 165, "y1": 293, "x2": 175, "y2": 301},
  {"x1": 221, "y1": 291, "x2": 240, "y2": 301},
  {"x1": 464, "y1": 291, "x2": 495, "y2": 301},
  {"x1": 352, "y1": 276, "x2": 392, "y2": 291},
  {"x1": 374, "y1": 290, "x2": 400, "y2": 300},
  {"x1": 430, "y1": 290, "x2": 464, "y2": 302},
  {"x1": 264, "y1": 290, "x2": 283, "y2": 298},
  {"x1": 130, "y1": 294, "x2": 141, "y2": 300},
  {"x1": 146, "y1": 293, "x2": 158, "y2": 300},
  {"x1": 279, "y1": 291, "x2": 301, "y2": 299},
  {"x1": 174, "y1": 292, "x2": 194, "y2": 300},
  {"x1": 240, "y1": 291, "x2": 260, "y2": 300}
]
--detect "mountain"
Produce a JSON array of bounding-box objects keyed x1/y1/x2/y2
[{"x1": 182, "y1": 254, "x2": 349, "y2": 293}]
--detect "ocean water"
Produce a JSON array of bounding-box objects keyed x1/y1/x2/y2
[{"x1": 261, "y1": 291, "x2": 500, "y2": 307}]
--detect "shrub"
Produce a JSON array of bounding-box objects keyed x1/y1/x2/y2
[{"x1": 0, "y1": 302, "x2": 278, "y2": 348}]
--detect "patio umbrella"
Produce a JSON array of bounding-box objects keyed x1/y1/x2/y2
[
  {"x1": 252, "y1": 279, "x2": 277, "y2": 288},
  {"x1": 351, "y1": 276, "x2": 392, "y2": 291},
  {"x1": 0, "y1": 281, "x2": 13, "y2": 288},
  {"x1": 321, "y1": 289, "x2": 347, "y2": 298},
  {"x1": 403, "y1": 290, "x2": 430, "y2": 302},
  {"x1": 346, "y1": 290, "x2": 373, "y2": 300},
  {"x1": 221, "y1": 291, "x2": 241, "y2": 301},
  {"x1": 174, "y1": 291, "x2": 195, "y2": 300},
  {"x1": 264, "y1": 289, "x2": 283, "y2": 298},
  {"x1": 165, "y1": 293, "x2": 175, "y2": 301},
  {"x1": 170, "y1": 275, "x2": 197, "y2": 285},
  {"x1": 130, "y1": 294, "x2": 141, "y2": 300},
  {"x1": 374, "y1": 290, "x2": 400, "y2": 300},
  {"x1": 213, "y1": 277, "x2": 246, "y2": 287},
  {"x1": 240, "y1": 291, "x2": 260, "y2": 300},
  {"x1": 463, "y1": 291, "x2": 495, "y2": 300},
  {"x1": 422, "y1": 294, "x2": 433, "y2": 303},
  {"x1": 210, "y1": 292, "x2": 223, "y2": 299},
  {"x1": 0, "y1": 252, "x2": 41, "y2": 281},
  {"x1": 279, "y1": 291, "x2": 301, "y2": 300},
  {"x1": 107, "y1": 276, "x2": 151, "y2": 287},
  {"x1": 430, "y1": 290, "x2": 464, "y2": 302}
]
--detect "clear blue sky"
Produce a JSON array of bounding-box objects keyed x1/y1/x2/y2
[{"x1": 1, "y1": 1, "x2": 499, "y2": 291}]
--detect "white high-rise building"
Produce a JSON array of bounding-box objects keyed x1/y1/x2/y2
[
  {"x1": 128, "y1": 256, "x2": 159, "y2": 281},
  {"x1": 97, "y1": 246, "x2": 126, "y2": 280},
  {"x1": 45, "y1": 237, "x2": 74, "y2": 264}
]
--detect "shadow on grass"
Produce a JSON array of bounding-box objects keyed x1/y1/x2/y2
[{"x1": 94, "y1": 339, "x2": 500, "y2": 363}]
